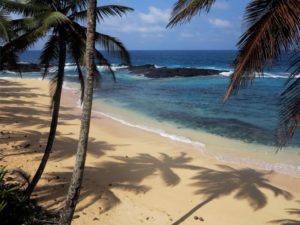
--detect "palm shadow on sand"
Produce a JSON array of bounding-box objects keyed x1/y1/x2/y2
[
  {"x1": 34, "y1": 152, "x2": 200, "y2": 213},
  {"x1": 0, "y1": 78, "x2": 107, "y2": 159},
  {"x1": 270, "y1": 201, "x2": 300, "y2": 225},
  {"x1": 172, "y1": 165, "x2": 293, "y2": 225}
]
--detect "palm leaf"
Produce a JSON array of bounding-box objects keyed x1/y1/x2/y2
[
  {"x1": 224, "y1": 0, "x2": 300, "y2": 100},
  {"x1": 0, "y1": 12, "x2": 9, "y2": 41},
  {"x1": 95, "y1": 32, "x2": 131, "y2": 65},
  {"x1": 2, "y1": 11, "x2": 71, "y2": 55},
  {"x1": 277, "y1": 78, "x2": 300, "y2": 148},
  {"x1": 0, "y1": 0, "x2": 47, "y2": 17},
  {"x1": 167, "y1": 0, "x2": 216, "y2": 27},
  {"x1": 39, "y1": 34, "x2": 59, "y2": 78},
  {"x1": 72, "y1": 22, "x2": 131, "y2": 65},
  {"x1": 72, "y1": 5, "x2": 133, "y2": 21},
  {"x1": 67, "y1": 28, "x2": 86, "y2": 102},
  {"x1": 75, "y1": 62, "x2": 85, "y2": 103},
  {"x1": 38, "y1": 11, "x2": 72, "y2": 33},
  {"x1": 277, "y1": 51, "x2": 300, "y2": 147},
  {"x1": 95, "y1": 49, "x2": 116, "y2": 82}
]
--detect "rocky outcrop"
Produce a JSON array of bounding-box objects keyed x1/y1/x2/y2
[
  {"x1": 2, "y1": 63, "x2": 42, "y2": 72},
  {"x1": 125, "y1": 64, "x2": 226, "y2": 78}
]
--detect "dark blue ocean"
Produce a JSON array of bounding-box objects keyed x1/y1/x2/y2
[{"x1": 1, "y1": 50, "x2": 299, "y2": 147}]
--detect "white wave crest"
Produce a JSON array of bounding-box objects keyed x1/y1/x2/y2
[
  {"x1": 217, "y1": 155, "x2": 300, "y2": 178},
  {"x1": 220, "y1": 71, "x2": 233, "y2": 77},
  {"x1": 92, "y1": 110, "x2": 205, "y2": 149},
  {"x1": 220, "y1": 70, "x2": 300, "y2": 79}
]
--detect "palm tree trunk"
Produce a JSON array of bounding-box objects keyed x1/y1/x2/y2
[
  {"x1": 25, "y1": 37, "x2": 66, "y2": 197},
  {"x1": 59, "y1": 0, "x2": 97, "y2": 224}
]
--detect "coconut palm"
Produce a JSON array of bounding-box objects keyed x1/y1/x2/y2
[
  {"x1": 168, "y1": 0, "x2": 300, "y2": 147},
  {"x1": 1, "y1": 0, "x2": 133, "y2": 197},
  {"x1": 0, "y1": 0, "x2": 45, "y2": 69},
  {"x1": 59, "y1": 0, "x2": 97, "y2": 223}
]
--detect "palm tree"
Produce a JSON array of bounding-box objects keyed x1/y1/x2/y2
[
  {"x1": 167, "y1": 0, "x2": 300, "y2": 147},
  {"x1": 0, "y1": 0, "x2": 44, "y2": 69},
  {"x1": 59, "y1": 0, "x2": 97, "y2": 223},
  {"x1": 1, "y1": 0, "x2": 132, "y2": 197}
]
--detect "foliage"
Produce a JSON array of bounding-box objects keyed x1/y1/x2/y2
[{"x1": 0, "y1": 167, "x2": 58, "y2": 225}]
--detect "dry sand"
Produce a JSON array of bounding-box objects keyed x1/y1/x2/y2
[{"x1": 0, "y1": 78, "x2": 300, "y2": 225}]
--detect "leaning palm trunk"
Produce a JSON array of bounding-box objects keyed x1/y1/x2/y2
[
  {"x1": 59, "y1": 0, "x2": 97, "y2": 224},
  {"x1": 26, "y1": 37, "x2": 66, "y2": 197}
]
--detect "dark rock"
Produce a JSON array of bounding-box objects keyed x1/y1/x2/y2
[
  {"x1": 2, "y1": 63, "x2": 42, "y2": 72},
  {"x1": 123, "y1": 64, "x2": 226, "y2": 78}
]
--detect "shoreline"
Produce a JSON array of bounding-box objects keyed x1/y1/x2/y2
[
  {"x1": 1, "y1": 78, "x2": 300, "y2": 225},
  {"x1": 4, "y1": 76, "x2": 300, "y2": 178}
]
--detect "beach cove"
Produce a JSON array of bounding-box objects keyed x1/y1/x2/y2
[{"x1": 1, "y1": 77, "x2": 300, "y2": 225}]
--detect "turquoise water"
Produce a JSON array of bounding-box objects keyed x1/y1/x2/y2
[{"x1": 1, "y1": 50, "x2": 299, "y2": 148}]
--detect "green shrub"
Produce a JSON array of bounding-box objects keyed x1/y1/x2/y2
[
  {"x1": 0, "y1": 167, "x2": 58, "y2": 224},
  {"x1": 0, "y1": 167, "x2": 19, "y2": 213}
]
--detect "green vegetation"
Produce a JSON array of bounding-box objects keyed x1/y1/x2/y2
[{"x1": 0, "y1": 167, "x2": 58, "y2": 225}]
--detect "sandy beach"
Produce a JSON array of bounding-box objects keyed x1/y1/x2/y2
[{"x1": 1, "y1": 78, "x2": 300, "y2": 225}]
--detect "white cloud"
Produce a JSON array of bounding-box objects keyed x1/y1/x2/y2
[
  {"x1": 101, "y1": 6, "x2": 171, "y2": 38},
  {"x1": 209, "y1": 18, "x2": 232, "y2": 28},
  {"x1": 139, "y1": 6, "x2": 171, "y2": 24}
]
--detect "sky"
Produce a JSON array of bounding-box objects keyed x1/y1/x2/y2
[{"x1": 34, "y1": 0, "x2": 250, "y2": 50}]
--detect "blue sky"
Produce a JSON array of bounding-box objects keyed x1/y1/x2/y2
[
  {"x1": 34, "y1": 0, "x2": 249, "y2": 50},
  {"x1": 98, "y1": 0, "x2": 249, "y2": 50}
]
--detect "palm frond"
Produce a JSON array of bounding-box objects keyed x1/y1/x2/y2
[
  {"x1": 75, "y1": 62, "x2": 85, "y2": 103},
  {"x1": 38, "y1": 11, "x2": 72, "y2": 32},
  {"x1": 71, "y1": 22, "x2": 131, "y2": 65},
  {"x1": 72, "y1": 5, "x2": 133, "y2": 21},
  {"x1": 277, "y1": 77, "x2": 300, "y2": 148},
  {"x1": 67, "y1": 28, "x2": 86, "y2": 102},
  {"x1": 0, "y1": 0, "x2": 47, "y2": 17},
  {"x1": 224, "y1": 0, "x2": 300, "y2": 100},
  {"x1": 10, "y1": 18, "x2": 39, "y2": 34},
  {"x1": 0, "y1": 12, "x2": 9, "y2": 41},
  {"x1": 277, "y1": 50, "x2": 300, "y2": 147},
  {"x1": 95, "y1": 32, "x2": 131, "y2": 65},
  {"x1": 167, "y1": 0, "x2": 216, "y2": 27},
  {"x1": 39, "y1": 34, "x2": 59, "y2": 78},
  {"x1": 48, "y1": 38, "x2": 66, "y2": 112},
  {"x1": 48, "y1": 71, "x2": 59, "y2": 111},
  {"x1": 95, "y1": 49, "x2": 116, "y2": 82},
  {"x1": 0, "y1": 46, "x2": 19, "y2": 71}
]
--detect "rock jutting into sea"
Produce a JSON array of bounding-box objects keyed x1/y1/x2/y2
[
  {"x1": 2, "y1": 63, "x2": 42, "y2": 72},
  {"x1": 124, "y1": 64, "x2": 227, "y2": 78}
]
